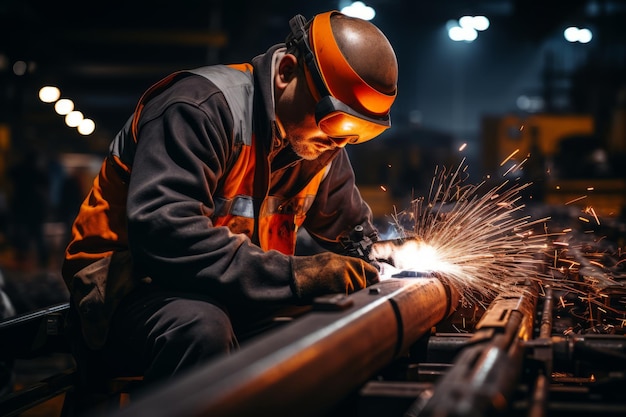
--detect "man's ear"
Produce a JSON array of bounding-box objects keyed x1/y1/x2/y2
[{"x1": 276, "y1": 54, "x2": 299, "y2": 89}]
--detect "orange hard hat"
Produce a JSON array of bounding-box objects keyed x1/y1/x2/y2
[{"x1": 287, "y1": 11, "x2": 397, "y2": 143}]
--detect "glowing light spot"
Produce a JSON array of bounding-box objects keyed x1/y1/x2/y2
[
  {"x1": 459, "y1": 143, "x2": 467, "y2": 151},
  {"x1": 341, "y1": 2, "x2": 376, "y2": 21},
  {"x1": 54, "y1": 99, "x2": 74, "y2": 115},
  {"x1": 77, "y1": 118, "x2": 96, "y2": 135},
  {"x1": 13, "y1": 60, "x2": 27, "y2": 76},
  {"x1": 65, "y1": 110, "x2": 83, "y2": 127},
  {"x1": 39, "y1": 86, "x2": 61, "y2": 103}
]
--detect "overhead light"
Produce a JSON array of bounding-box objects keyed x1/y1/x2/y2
[
  {"x1": 65, "y1": 111, "x2": 84, "y2": 128},
  {"x1": 12, "y1": 60, "x2": 27, "y2": 76},
  {"x1": 38, "y1": 86, "x2": 61, "y2": 103},
  {"x1": 40, "y1": 83, "x2": 97, "y2": 135},
  {"x1": 448, "y1": 15, "x2": 489, "y2": 42},
  {"x1": 564, "y1": 26, "x2": 593, "y2": 43},
  {"x1": 471, "y1": 16, "x2": 490, "y2": 31},
  {"x1": 55, "y1": 99, "x2": 74, "y2": 115},
  {"x1": 341, "y1": 1, "x2": 376, "y2": 21},
  {"x1": 77, "y1": 118, "x2": 96, "y2": 135},
  {"x1": 449, "y1": 26, "x2": 478, "y2": 42}
]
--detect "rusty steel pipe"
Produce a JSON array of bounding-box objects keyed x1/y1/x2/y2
[{"x1": 109, "y1": 276, "x2": 459, "y2": 417}]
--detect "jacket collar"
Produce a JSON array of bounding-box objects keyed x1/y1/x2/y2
[{"x1": 251, "y1": 44, "x2": 340, "y2": 169}]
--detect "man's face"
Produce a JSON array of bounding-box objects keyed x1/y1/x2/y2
[{"x1": 275, "y1": 57, "x2": 353, "y2": 160}]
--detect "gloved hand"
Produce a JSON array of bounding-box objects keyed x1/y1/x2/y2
[{"x1": 291, "y1": 252, "x2": 380, "y2": 300}]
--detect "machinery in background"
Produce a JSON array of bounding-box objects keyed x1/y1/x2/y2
[{"x1": 481, "y1": 113, "x2": 626, "y2": 218}]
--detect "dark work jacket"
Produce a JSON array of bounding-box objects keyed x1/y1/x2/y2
[{"x1": 62, "y1": 44, "x2": 378, "y2": 349}]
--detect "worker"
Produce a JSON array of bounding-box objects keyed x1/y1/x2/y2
[{"x1": 62, "y1": 10, "x2": 398, "y2": 388}]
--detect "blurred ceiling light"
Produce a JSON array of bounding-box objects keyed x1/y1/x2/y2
[
  {"x1": 564, "y1": 26, "x2": 593, "y2": 43},
  {"x1": 449, "y1": 25, "x2": 478, "y2": 42},
  {"x1": 54, "y1": 98, "x2": 74, "y2": 115},
  {"x1": 341, "y1": 1, "x2": 376, "y2": 21},
  {"x1": 449, "y1": 15, "x2": 488, "y2": 42},
  {"x1": 459, "y1": 15, "x2": 490, "y2": 31},
  {"x1": 472, "y1": 16, "x2": 490, "y2": 31},
  {"x1": 39, "y1": 86, "x2": 61, "y2": 103},
  {"x1": 516, "y1": 95, "x2": 544, "y2": 112},
  {"x1": 577, "y1": 28, "x2": 593, "y2": 43},
  {"x1": 77, "y1": 118, "x2": 96, "y2": 135},
  {"x1": 12, "y1": 60, "x2": 27, "y2": 76},
  {"x1": 65, "y1": 110, "x2": 84, "y2": 128}
]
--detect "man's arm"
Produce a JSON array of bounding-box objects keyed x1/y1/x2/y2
[
  {"x1": 127, "y1": 95, "x2": 296, "y2": 305},
  {"x1": 302, "y1": 149, "x2": 379, "y2": 256}
]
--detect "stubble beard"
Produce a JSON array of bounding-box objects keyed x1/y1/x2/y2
[{"x1": 289, "y1": 135, "x2": 322, "y2": 161}]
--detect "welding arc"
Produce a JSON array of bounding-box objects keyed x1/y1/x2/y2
[{"x1": 387, "y1": 160, "x2": 549, "y2": 306}]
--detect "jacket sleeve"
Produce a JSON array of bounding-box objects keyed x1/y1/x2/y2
[
  {"x1": 126, "y1": 91, "x2": 296, "y2": 307},
  {"x1": 302, "y1": 149, "x2": 379, "y2": 252}
]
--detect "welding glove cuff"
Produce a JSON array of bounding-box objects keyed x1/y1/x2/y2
[{"x1": 291, "y1": 252, "x2": 380, "y2": 300}]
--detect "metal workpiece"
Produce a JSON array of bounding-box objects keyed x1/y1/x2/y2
[{"x1": 109, "y1": 276, "x2": 459, "y2": 417}]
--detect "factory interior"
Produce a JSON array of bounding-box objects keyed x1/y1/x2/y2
[{"x1": 0, "y1": 0, "x2": 625, "y2": 416}]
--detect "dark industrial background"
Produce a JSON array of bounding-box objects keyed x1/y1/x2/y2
[
  {"x1": 0, "y1": 0, "x2": 624, "y2": 306},
  {"x1": 1, "y1": 1, "x2": 626, "y2": 416},
  {"x1": 0, "y1": 0, "x2": 624, "y2": 305},
  {"x1": 2, "y1": 0, "x2": 625, "y2": 209}
]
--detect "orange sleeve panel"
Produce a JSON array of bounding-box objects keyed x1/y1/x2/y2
[{"x1": 63, "y1": 157, "x2": 130, "y2": 283}]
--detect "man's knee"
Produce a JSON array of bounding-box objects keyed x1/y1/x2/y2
[{"x1": 152, "y1": 297, "x2": 238, "y2": 357}]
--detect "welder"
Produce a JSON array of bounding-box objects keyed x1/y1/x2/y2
[{"x1": 61, "y1": 10, "x2": 398, "y2": 394}]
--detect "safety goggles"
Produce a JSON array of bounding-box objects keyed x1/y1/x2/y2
[
  {"x1": 314, "y1": 95, "x2": 390, "y2": 144},
  {"x1": 288, "y1": 12, "x2": 395, "y2": 144}
]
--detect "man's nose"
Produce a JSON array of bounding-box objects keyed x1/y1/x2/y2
[{"x1": 329, "y1": 136, "x2": 356, "y2": 148}]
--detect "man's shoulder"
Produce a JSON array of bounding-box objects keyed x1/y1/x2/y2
[{"x1": 153, "y1": 65, "x2": 254, "y2": 108}]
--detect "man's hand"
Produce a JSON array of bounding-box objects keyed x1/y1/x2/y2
[{"x1": 291, "y1": 252, "x2": 380, "y2": 300}]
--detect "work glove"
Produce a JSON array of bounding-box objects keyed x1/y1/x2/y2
[{"x1": 291, "y1": 252, "x2": 380, "y2": 300}]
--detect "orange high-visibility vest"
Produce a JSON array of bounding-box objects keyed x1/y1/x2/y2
[{"x1": 64, "y1": 64, "x2": 328, "y2": 281}]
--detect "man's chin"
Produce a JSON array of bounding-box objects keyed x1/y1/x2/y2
[{"x1": 291, "y1": 146, "x2": 322, "y2": 161}]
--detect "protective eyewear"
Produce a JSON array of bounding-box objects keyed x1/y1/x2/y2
[{"x1": 315, "y1": 96, "x2": 389, "y2": 144}]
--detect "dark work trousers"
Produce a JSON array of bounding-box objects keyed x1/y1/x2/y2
[
  {"x1": 106, "y1": 288, "x2": 239, "y2": 383},
  {"x1": 69, "y1": 286, "x2": 309, "y2": 411},
  {"x1": 70, "y1": 286, "x2": 240, "y2": 399}
]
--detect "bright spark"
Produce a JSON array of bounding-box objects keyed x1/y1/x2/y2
[
  {"x1": 566, "y1": 195, "x2": 587, "y2": 205},
  {"x1": 371, "y1": 160, "x2": 550, "y2": 306},
  {"x1": 500, "y1": 149, "x2": 520, "y2": 166}
]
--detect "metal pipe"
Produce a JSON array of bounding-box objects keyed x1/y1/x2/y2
[{"x1": 107, "y1": 276, "x2": 459, "y2": 417}]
